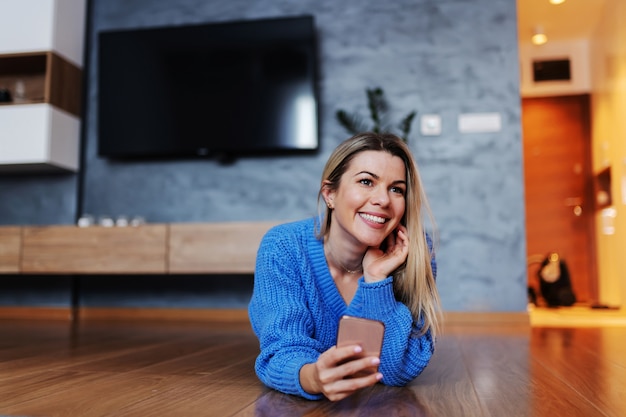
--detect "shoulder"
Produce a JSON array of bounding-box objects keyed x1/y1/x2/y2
[
  {"x1": 255, "y1": 218, "x2": 324, "y2": 279},
  {"x1": 424, "y1": 232, "x2": 437, "y2": 279},
  {"x1": 258, "y1": 218, "x2": 319, "y2": 255},
  {"x1": 425, "y1": 232, "x2": 434, "y2": 251}
]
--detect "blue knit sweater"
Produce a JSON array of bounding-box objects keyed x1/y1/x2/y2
[{"x1": 248, "y1": 218, "x2": 436, "y2": 400}]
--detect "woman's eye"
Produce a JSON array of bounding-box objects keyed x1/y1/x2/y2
[
  {"x1": 391, "y1": 186, "x2": 405, "y2": 195},
  {"x1": 359, "y1": 178, "x2": 373, "y2": 186}
]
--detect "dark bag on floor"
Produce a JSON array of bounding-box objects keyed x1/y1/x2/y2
[{"x1": 538, "y1": 253, "x2": 577, "y2": 307}]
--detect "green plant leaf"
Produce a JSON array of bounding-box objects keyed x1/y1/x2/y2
[
  {"x1": 398, "y1": 111, "x2": 416, "y2": 142},
  {"x1": 335, "y1": 110, "x2": 368, "y2": 134},
  {"x1": 366, "y1": 88, "x2": 389, "y2": 131}
]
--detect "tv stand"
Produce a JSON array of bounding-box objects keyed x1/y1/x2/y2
[
  {"x1": 1, "y1": 221, "x2": 279, "y2": 274},
  {"x1": 0, "y1": 221, "x2": 281, "y2": 320}
]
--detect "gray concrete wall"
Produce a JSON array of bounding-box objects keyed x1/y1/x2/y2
[{"x1": 0, "y1": 0, "x2": 526, "y2": 312}]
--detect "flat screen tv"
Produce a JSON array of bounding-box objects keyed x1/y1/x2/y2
[{"x1": 97, "y1": 15, "x2": 319, "y2": 160}]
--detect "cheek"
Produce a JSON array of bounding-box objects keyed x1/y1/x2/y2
[
  {"x1": 392, "y1": 200, "x2": 407, "y2": 226},
  {"x1": 341, "y1": 189, "x2": 367, "y2": 208},
  {"x1": 395, "y1": 198, "x2": 406, "y2": 216}
]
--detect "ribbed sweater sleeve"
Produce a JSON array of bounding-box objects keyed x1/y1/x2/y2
[
  {"x1": 248, "y1": 220, "x2": 326, "y2": 400},
  {"x1": 345, "y1": 277, "x2": 434, "y2": 386}
]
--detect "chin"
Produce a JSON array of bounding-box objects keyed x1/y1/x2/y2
[
  {"x1": 357, "y1": 234, "x2": 387, "y2": 248},
  {"x1": 354, "y1": 223, "x2": 394, "y2": 246}
]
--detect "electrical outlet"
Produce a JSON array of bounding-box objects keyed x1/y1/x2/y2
[{"x1": 420, "y1": 114, "x2": 442, "y2": 136}]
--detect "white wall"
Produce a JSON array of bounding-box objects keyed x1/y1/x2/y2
[
  {"x1": 589, "y1": 0, "x2": 626, "y2": 308},
  {"x1": 519, "y1": 39, "x2": 591, "y2": 97}
]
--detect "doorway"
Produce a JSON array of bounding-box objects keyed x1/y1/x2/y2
[{"x1": 522, "y1": 94, "x2": 598, "y2": 304}]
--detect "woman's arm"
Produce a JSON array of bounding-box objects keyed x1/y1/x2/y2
[
  {"x1": 344, "y1": 235, "x2": 438, "y2": 385},
  {"x1": 248, "y1": 228, "x2": 325, "y2": 399},
  {"x1": 344, "y1": 277, "x2": 434, "y2": 385}
]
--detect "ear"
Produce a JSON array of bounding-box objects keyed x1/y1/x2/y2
[{"x1": 321, "y1": 180, "x2": 335, "y2": 208}]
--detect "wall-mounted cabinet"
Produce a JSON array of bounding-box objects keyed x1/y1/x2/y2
[
  {"x1": 0, "y1": 103, "x2": 81, "y2": 172},
  {"x1": 0, "y1": 0, "x2": 85, "y2": 173}
]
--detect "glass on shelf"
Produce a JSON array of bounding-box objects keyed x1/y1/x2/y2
[
  {"x1": 77, "y1": 214, "x2": 95, "y2": 227},
  {"x1": 98, "y1": 215, "x2": 115, "y2": 227},
  {"x1": 13, "y1": 80, "x2": 26, "y2": 103},
  {"x1": 115, "y1": 216, "x2": 129, "y2": 227},
  {"x1": 130, "y1": 216, "x2": 146, "y2": 227}
]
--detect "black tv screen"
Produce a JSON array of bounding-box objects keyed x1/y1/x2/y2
[{"x1": 97, "y1": 15, "x2": 319, "y2": 159}]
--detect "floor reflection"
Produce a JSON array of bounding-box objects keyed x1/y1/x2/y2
[{"x1": 253, "y1": 385, "x2": 428, "y2": 417}]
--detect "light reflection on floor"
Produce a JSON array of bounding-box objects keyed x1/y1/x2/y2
[{"x1": 529, "y1": 305, "x2": 626, "y2": 327}]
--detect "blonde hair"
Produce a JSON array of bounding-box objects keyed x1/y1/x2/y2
[{"x1": 316, "y1": 132, "x2": 442, "y2": 338}]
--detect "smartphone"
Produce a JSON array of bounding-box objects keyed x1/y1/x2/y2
[{"x1": 336, "y1": 315, "x2": 385, "y2": 377}]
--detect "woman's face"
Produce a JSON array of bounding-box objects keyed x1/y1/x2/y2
[{"x1": 324, "y1": 150, "x2": 407, "y2": 249}]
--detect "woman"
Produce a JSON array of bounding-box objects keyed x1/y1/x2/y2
[{"x1": 248, "y1": 132, "x2": 441, "y2": 401}]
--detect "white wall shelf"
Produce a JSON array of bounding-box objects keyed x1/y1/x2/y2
[{"x1": 0, "y1": 0, "x2": 85, "y2": 173}]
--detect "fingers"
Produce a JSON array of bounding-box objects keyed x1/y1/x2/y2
[
  {"x1": 324, "y1": 369, "x2": 383, "y2": 401},
  {"x1": 318, "y1": 344, "x2": 362, "y2": 368},
  {"x1": 363, "y1": 227, "x2": 409, "y2": 282},
  {"x1": 315, "y1": 345, "x2": 383, "y2": 401},
  {"x1": 394, "y1": 225, "x2": 409, "y2": 250},
  {"x1": 385, "y1": 226, "x2": 408, "y2": 254},
  {"x1": 320, "y1": 358, "x2": 383, "y2": 401}
]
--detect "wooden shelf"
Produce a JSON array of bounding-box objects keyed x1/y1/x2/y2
[
  {"x1": 0, "y1": 227, "x2": 21, "y2": 273},
  {"x1": 169, "y1": 221, "x2": 280, "y2": 274},
  {"x1": 21, "y1": 225, "x2": 168, "y2": 274},
  {"x1": 0, "y1": 222, "x2": 280, "y2": 275},
  {"x1": 0, "y1": 49, "x2": 82, "y2": 117}
]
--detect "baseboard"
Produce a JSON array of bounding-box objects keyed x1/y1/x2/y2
[
  {"x1": 78, "y1": 307, "x2": 250, "y2": 323},
  {"x1": 444, "y1": 311, "x2": 530, "y2": 326},
  {"x1": 0, "y1": 306, "x2": 530, "y2": 327},
  {"x1": 0, "y1": 306, "x2": 73, "y2": 321}
]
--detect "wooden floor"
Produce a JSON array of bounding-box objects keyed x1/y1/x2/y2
[{"x1": 0, "y1": 316, "x2": 625, "y2": 417}]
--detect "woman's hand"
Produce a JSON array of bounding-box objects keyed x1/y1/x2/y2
[
  {"x1": 300, "y1": 345, "x2": 383, "y2": 401},
  {"x1": 362, "y1": 224, "x2": 409, "y2": 283}
]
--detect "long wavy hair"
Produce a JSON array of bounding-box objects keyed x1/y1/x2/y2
[{"x1": 316, "y1": 132, "x2": 441, "y2": 337}]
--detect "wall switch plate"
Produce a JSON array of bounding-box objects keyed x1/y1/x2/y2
[
  {"x1": 458, "y1": 112, "x2": 501, "y2": 133},
  {"x1": 420, "y1": 114, "x2": 442, "y2": 136}
]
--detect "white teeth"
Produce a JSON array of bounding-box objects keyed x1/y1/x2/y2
[{"x1": 360, "y1": 213, "x2": 386, "y2": 224}]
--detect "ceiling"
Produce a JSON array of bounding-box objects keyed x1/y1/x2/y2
[{"x1": 517, "y1": 0, "x2": 607, "y2": 44}]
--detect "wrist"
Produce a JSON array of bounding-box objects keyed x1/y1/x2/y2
[
  {"x1": 363, "y1": 273, "x2": 388, "y2": 283},
  {"x1": 299, "y1": 363, "x2": 322, "y2": 395}
]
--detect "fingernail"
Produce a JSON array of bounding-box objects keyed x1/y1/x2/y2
[
  {"x1": 371, "y1": 358, "x2": 380, "y2": 365},
  {"x1": 354, "y1": 346, "x2": 363, "y2": 353},
  {"x1": 376, "y1": 373, "x2": 383, "y2": 381}
]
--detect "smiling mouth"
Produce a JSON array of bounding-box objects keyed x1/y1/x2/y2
[{"x1": 359, "y1": 213, "x2": 387, "y2": 224}]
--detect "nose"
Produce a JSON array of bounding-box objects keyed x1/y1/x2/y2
[{"x1": 372, "y1": 186, "x2": 390, "y2": 206}]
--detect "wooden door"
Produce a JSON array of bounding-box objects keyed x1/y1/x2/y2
[{"x1": 522, "y1": 95, "x2": 597, "y2": 304}]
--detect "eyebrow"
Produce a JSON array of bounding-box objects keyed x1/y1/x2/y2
[{"x1": 356, "y1": 171, "x2": 407, "y2": 186}]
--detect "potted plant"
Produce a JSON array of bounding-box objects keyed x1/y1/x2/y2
[{"x1": 335, "y1": 87, "x2": 416, "y2": 143}]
